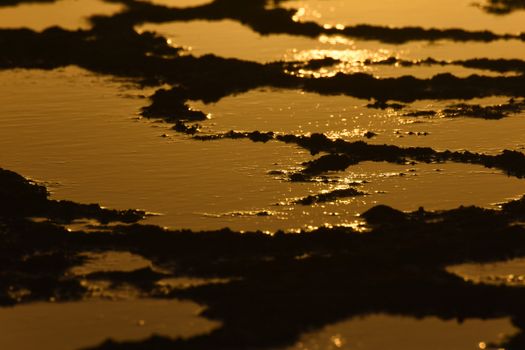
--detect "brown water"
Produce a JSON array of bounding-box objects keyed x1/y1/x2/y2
[
  {"x1": 3, "y1": 0, "x2": 525, "y2": 348},
  {"x1": 138, "y1": 20, "x2": 525, "y2": 67},
  {"x1": 0, "y1": 299, "x2": 219, "y2": 350},
  {"x1": 0, "y1": 0, "x2": 122, "y2": 31},
  {"x1": 282, "y1": 315, "x2": 516, "y2": 350},
  {"x1": 68, "y1": 251, "x2": 154, "y2": 276},
  {"x1": 1, "y1": 68, "x2": 524, "y2": 232},
  {"x1": 189, "y1": 90, "x2": 525, "y2": 154},
  {"x1": 278, "y1": 0, "x2": 525, "y2": 33},
  {"x1": 448, "y1": 258, "x2": 525, "y2": 286}
]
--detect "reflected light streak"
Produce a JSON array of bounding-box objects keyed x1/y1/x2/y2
[
  {"x1": 286, "y1": 47, "x2": 394, "y2": 77},
  {"x1": 292, "y1": 6, "x2": 322, "y2": 22}
]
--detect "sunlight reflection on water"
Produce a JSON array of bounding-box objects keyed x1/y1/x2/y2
[
  {"x1": 1, "y1": 68, "x2": 524, "y2": 232},
  {"x1": 278, "y1": 0, "x2": 525, "y2": 33},
  {"x1": 0, "y1": 0, "x2": 122, "y2": 31},
  {"x1": 138, "y1": 19, "x2": 525, "y2": 79},
  {"x1": 0, "y1": 299, "x2": 219, "y2": 350},
  {"x1": 281, "y1": 314, "x2": 516, "y2": 350}
]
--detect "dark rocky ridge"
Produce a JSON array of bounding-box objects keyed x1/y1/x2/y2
[
  {"x1": 3, "y1": 168, "x2": 525, "y2": 349},
  {"x1": 0, "y1": 168, "x2": 144, "y2": 223},
  {"x1": 286, "y1": 56, "x2": 525, "y2": 74},
  {"x1": 295, "y1": 187, "x2": 366, "y2": 205},
  {"x1": 91, "y1": 0, "x2": 524, "y2": 44},
  {"x1": 405, "y1": 98, "x2": 525, "y2": 119},
  {"x1": 193, "y1": 131, "x2": 525, "y2": 181}
]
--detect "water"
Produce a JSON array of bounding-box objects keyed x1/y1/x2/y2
[
  {"x1": 0, "y1": 0, "x2": 122, "y2": 31},
  {"x1": 2, "y1": 0, "x2": 525, "y2": 348},
  {"x1": 138, "y1": 20, "x2": 525, "y2": 66},
  {"x1": 189, "y1": 90, "x2": 525, "y2": 154},
  {"x1": 278, "y1": 0, "x2": 525, "y2": 33},
  {"x1": 1, "y1": 68, "x2": 523, "y2": 232},
  {"x1": 283, "y1": 314, "x2": 516, "y2": 350},
  {"x1": 0, "y1": 299, "x2": 219, "y2": 350},
  {"x1": 0, "y1": 67, "x2": 312, "y2": 231},
  {"x1": 68, "y1": 251, "x2": 154, "y2": 276},
  {"x1": 448, "y1": 258, "x2": 525, "y2": 286}
]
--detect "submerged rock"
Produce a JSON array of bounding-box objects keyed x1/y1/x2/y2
[{"x1": 295, "y1": 187, "x2": 366, "y2": 205}]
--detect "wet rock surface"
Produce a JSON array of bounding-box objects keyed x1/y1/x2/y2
[
  {"x1": 2, "y1": 0, "x2": 525, "y2": 349},
  {"x1": 295, "y1": 187, "x2": 366, "y2": 205},
  {"x1": 404, "y1": 98, "x2": 525, "y2": 119}
]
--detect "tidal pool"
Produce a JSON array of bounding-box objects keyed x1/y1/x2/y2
[
  {"x1": 0, "y1": 299, "x2": 219, "y2": 350},
  {"x1": 448, "y1": 258, "x2": 525, "y2": 286},
  {"x1": 189, "y1": 90, "x2": 525, "y2": 154},
  {"x1": 276, "y1": 0, "x2": 525, "y2": 33},
  {"x1": 3, "y1": 1, "x2": 525, "y2": 349},
  {"x1": 282, "y1": 314, "x2": 516, "y2": 350},
  {"x1": 0, "y1": 0, "x2": 123, "y2": 31},
  {"x1": 137, "y1": 19, "x2": 525, "y2": 74},
  {"x1": 68, "y1": 251, "x2": 154, "y2": 276},
  {"x1": 0, "y1": 67, "x2": 312, "y2": 231},
  {"x1": 1, "y1": 68, "x2": 524, "y2": 232}
]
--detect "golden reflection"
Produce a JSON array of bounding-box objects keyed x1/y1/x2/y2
[
  {"x1": 325, "y1": 128, "x2": 372, "y2": 139},
  {"x1": 291, "y1": 7, "x2": 307, "y2": 22},
  {"x1": 281, "y1": 0, "x2": 525, "y2": 33},
  {"x1": 322, "y1": 23, "x2": 346, "y2": 30},
  {"x1": 4, "y1": 0, "x2": 525, "y2": 349},
  {"x1": 337, "y1": 220, "x2": 370, "y2": 233},
  {"x1": 292, "y1": 6, "x2": 321, "y2": 23},
  {"x1": 0, "y1": 300, "x2": 220, "y2": 349},
  {"x1": 447, "y1": 258, "x2": 525, "y2": 287},
  {"x1": 330, "y1": 334, "x2": 344, "y2": 348},
  {"x1": 286, "y1": 47, "x2": 394, "y2": 77},
  {"x1": 291, "y1": 48, "x2": 383, "y2": 61},
  {"x1": 291, "y1": 315, "x2": 515, "y2": 350},
  {"x1": 68, "y1": 251, "x2": 154, "y2": 276},
  {"x1": 318, "y1": 35, "x2": 354, "y2": 46},
  {"x1": 0, "y1": 0, "x2": 123, "y2": 31}
]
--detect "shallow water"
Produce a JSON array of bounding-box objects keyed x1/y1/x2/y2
[
  {"x1": 0, "y1": 67, "x2": 313, "y2": 231},
  {"x1": 3, "y1": 1, "x2": 525, "y2": 348},
  {"x1": 0, "y1": 0, "x2": 122, "y2": 31},
  {"x1": 278, "y1": 0, "x2": 525, "y2": 33},
  {"x1": 69, "y1": 251, "x2": 154, "y2": 276},
  {"x1": 448, "y1": 258, "x2": 525, "y2": 286},
  {"x1": 281, "y1": 314, "x2": 516, "y2": 350},
  {"x1": 1, "y1": 68, "x2": 524, "y2": 232},
  {"x1": 138, "y1": 20, "x2": 525, "y2": 69},
  {"x1": 190, "y1": 90, "x2": 525, "y2": 154},
  {"x1": 143, "y1": 0, "x2": 212, "y2": 6},
  {"x1": 0, "y1": 299, "x2": 219, "y2": 350}
]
